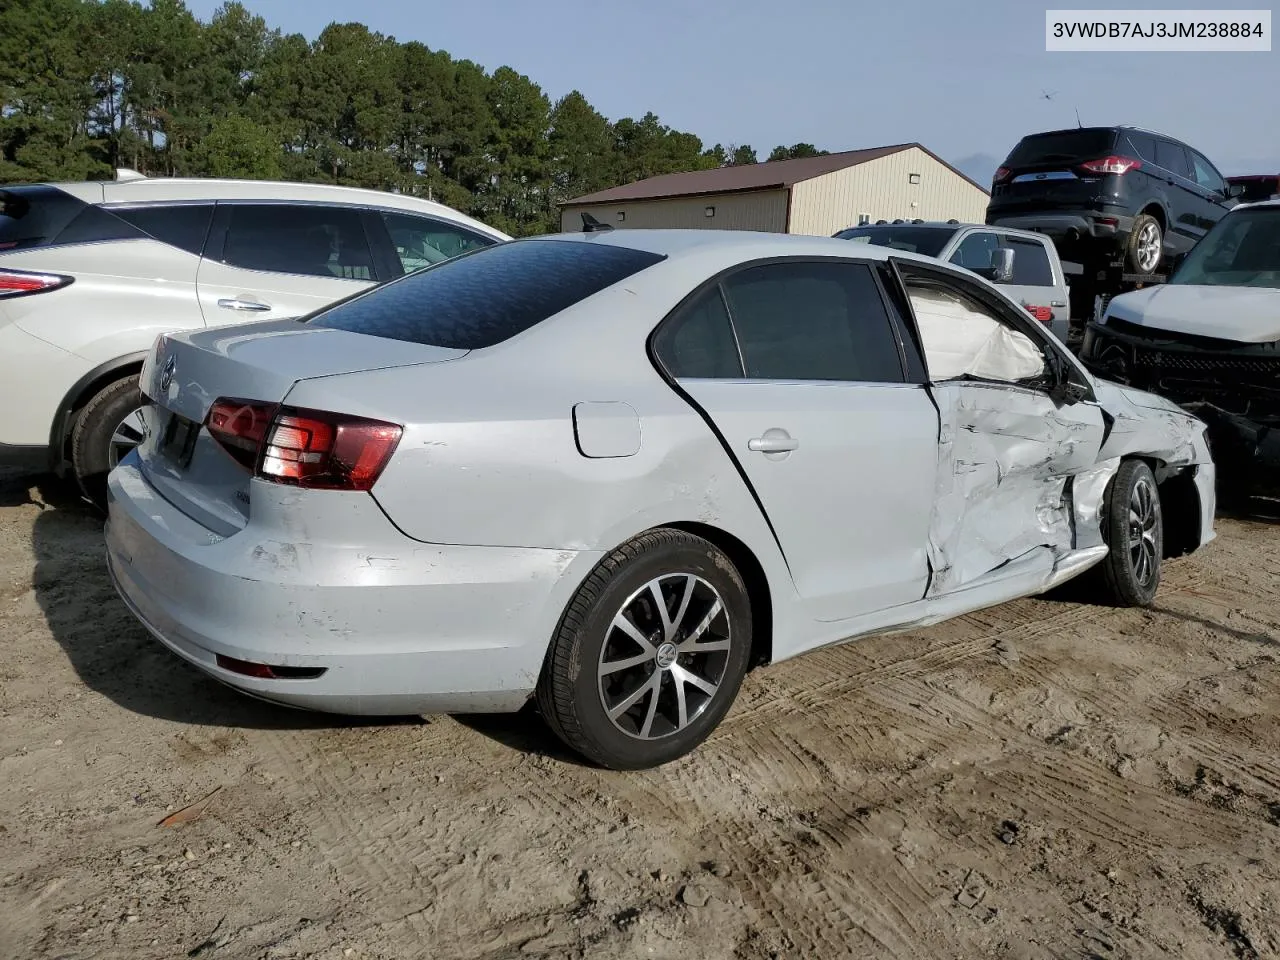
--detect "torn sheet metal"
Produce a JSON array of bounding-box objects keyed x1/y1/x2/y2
[
  {"x1": 926, "y1": 382, "x2": 1105, "y2": 596},
  {"x1": 1184, "y1": 402, "x2": 1280, "y2": 489}
]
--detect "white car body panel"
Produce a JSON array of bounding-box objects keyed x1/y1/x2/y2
[
  {"x1": 105, "y1": 229, "x2": 1216, "y2": 714},
  {"x1": 0, "y1": 176, "x2": 508, "y2": 463},
  {"x1": 1103, "y1": 283, "x2": 1280, "y2": 342}
]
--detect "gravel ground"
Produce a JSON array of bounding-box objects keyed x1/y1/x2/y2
[{"x1": 2, "y1": 467, "x2": 1278, "y2": 960}]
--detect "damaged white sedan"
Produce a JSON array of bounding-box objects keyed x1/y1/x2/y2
[{"x1": 105, "y1": 228, "x2": 1216, "y2": 769}]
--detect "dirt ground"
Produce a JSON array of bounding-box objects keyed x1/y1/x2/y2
[{"x1": 2, "y1": 466, "x2": 1279, "y2": 960}]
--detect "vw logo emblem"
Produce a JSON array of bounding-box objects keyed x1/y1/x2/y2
[{"x1": 159, "y1": 355, "x2": 177, "y2": 392}]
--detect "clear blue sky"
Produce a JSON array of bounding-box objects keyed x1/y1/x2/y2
[{"x1": 186, "y1": 0, "x2": 1279, "y2": 179}]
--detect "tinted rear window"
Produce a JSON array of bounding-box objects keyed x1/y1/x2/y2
[
  {"x1": 308, "y1": 239, "x2": 666, "y2": 349},
  {"x1": 834, "y1": 226, "x2": 954, "y2": 257},
  {"x1": 1005, "y1": 129, "x2": 1116, "y2": 166},
  {"x1": 0, "y1": 185, "x2": 100, "y2": 250},
  {"x1": 112, "y1": 204, "x2": 214, "y2": 256}
]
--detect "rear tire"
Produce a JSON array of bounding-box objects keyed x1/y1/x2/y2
[
  {"x1": 1093, "y1": 460, "x2": 1163, "y2": 607},
  {"x1": 1124, "y1": 213, "x2": 1163, "y2": 276},
  {"x1": 71, "y1": 374, "x2": 144, "y2": 511},
  {"x1": 536, "y1": 529, "x2": 752, "y2": 770}
]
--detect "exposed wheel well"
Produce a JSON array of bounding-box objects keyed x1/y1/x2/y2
[
  {"x1": 1139, "y1": 204, "x2": 1166, "y2": 232},
  {"x1": 1128, "y1": 456, "x2": 1202, "y2": 558},
  {"x1": 49, "y1": 358, "x2": 145, "y2": 470},
  {"x1": 663, "y1": 521, "x2": 773, "y2": 669}
]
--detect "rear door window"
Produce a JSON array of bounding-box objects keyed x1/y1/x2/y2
[
  {"x1": 111, "y1": 204, "x2": 214, "y2": 256},
  {"x1": 1006, "y1": 237, "x2": 1055, "y2": 286},
  {"x1": 1155, "y1": 140, "x2": 1193, "y2": 179},
  {"x1": 720, "y1": 261, "x2": 904, "y2": 383},
  {"x1": 309, "y1": 239, "x2": 665, "y2": 349},
  {"x1": 220, "y1": 204, "x2": 377, "y2": 280},
  {"x1": 379, "y1": 211, "x2": 494, "y2": 274}
]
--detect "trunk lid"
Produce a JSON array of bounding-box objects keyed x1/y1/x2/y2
[{"x1": 136, "y1": 318, "x2": 466, "y2": 534}]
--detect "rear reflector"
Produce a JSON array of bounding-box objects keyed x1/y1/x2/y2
[
  {"x1": 206, "y1": 398, "x2": 402, "y2": 491},
  {"x1": 215, "y1": 654, "x2": 326, "y2": 680},
  {"x1": 0, "y1": 268, "x2": 73, "y2": 298},
  {"x1": 1079, "y1": 156, "x2": 1141, "y2": 176},
  {"x1": 1023, "y1": 304, "x2": 1053, "y2": 324}
]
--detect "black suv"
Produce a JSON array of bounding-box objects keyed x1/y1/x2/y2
[{"x1": 986, "y1": 126, "x2": 1240, "y2": 277}]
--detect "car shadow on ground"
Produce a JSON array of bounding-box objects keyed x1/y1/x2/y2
[
  {"x1": 12, "y1": 463, "x2": 1278, "y2": 752},
  {"x1": 8, "y1": 468, "x2": 421, "y2": 732}
]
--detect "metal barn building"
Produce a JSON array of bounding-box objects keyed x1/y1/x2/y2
[{"x1": 560, "y1": 142, "x2": 990, "y2": 236}]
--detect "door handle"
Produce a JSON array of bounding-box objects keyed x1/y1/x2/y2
[
  {"x1": 217, "y1": 297, "x2": 272, "y2": 312},
  {"x1": 748, "y1": 429, "x2": 799, "y2": 454}
]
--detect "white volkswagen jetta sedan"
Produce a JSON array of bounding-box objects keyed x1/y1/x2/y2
[{"x1": 105, "y1": 228, "x2": 1216, "y2": 769}]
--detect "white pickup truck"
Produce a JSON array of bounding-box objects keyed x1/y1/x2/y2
[{"x1": 834, "y1": 219, "x2": 1073, "y2": 343}]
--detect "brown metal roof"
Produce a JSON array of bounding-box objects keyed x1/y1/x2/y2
[{"x1": 564, "y1": 142, "x2": 988, "y2": 205}]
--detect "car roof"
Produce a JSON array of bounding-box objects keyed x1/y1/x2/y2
[
  {"x1": 1236, "y1": 197, "x2": 1280, "y2": 210},
  {"x1": 532, "y1": 227, "x2": 945, "y2": 267},
  {"x1": 840, "y1": 220, "x2": 1050, "y2": 243},
  {"x1": 41, "y1": 176, "x2": 509, "y2": 240}
]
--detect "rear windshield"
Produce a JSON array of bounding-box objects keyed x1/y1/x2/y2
[
  {"x1": 0, "y1": 184, "x2": 144, "y2": 250},
  {"x1": 834, "y1": 225, "x2": 954, "y2": 257},
  {"x1": 308, "y1": 239, "x2": 667, "y2": 349},
  {"x1": 1004, "y1": 129, "x2": 1116, "y2": 167}
]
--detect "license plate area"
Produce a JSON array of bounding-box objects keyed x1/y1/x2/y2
[{"x1": 159, "y1": 409, "x2": 200, "y2": 468}]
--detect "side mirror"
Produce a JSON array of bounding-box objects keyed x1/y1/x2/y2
[
  {"x1": 990, "y1": 247, "x2": 1015, "y2": 283},
  {"x1": 1226, "y1": 182, "x2": 1246, "y2": 199}
]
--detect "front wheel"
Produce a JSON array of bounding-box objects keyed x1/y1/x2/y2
[
  {"x1": 536, "y1": 529, "x2": 752, "y2": 769},
  {"x1": 1093, "y1": 459, "x2": 1163, "y2": 607},
  {"x1": 71, "y1": 375, "x2": 144, "y2": 511}
]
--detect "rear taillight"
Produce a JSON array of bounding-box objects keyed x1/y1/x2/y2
[
  {"x1": 1078, "y1": 155, "x2": 1142, "y2": 176},
  {"x1": 205, "y1": 398, "x2": 402, "y2": 491},
  {"x1": 207, "y1": 399, "x2": 278, "y2": 470},
  {"x1": 992, "y1": 167, "x2": 1012, "y2": 185},
  {"x1": 0, "y1": 268, "x2": 73, "y2": 298}
]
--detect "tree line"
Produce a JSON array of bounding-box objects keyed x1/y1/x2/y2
[{"x1": 0, "y1": 0, "x2": 830, "y2": 235}]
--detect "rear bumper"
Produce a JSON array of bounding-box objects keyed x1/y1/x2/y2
[
  {"x1": 986, "y1": 211, "x2": 1133, "y2": 246},
  {"x1": 105, "y1": 455, "x2": 601, "y2": 715}
]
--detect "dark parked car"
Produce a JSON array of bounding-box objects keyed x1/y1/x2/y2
[
  {"x1": 1227, "y1": 174, "x2": 1280, "y2": 203},
  {"x1": 987, "y1": 126, "x2": 1241, "y2": 278},
  {"x1": 1079, "y1": 198, "x2": 1280, "y2": 498}
]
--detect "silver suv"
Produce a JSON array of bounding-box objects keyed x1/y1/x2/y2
[
  {"x1": 834, "y1": 220, "x2": 1071, "y2": 341},
  {"x1": 0, "y1": 171, "x2": 508, "y2": 505}
]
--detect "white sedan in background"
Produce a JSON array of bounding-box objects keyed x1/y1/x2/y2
[{"x1": 105, "y1": 228, "x2": 1215, "y2": 769}]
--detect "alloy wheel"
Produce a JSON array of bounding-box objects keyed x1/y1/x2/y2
[
  {"x1": 108, "y1": 406, "x2": 146, "y2": 468},
  {"x1": 1136, "y1": 222, "x2": 1161, "y2": 273},
  {"x1": 597, "y1": 573, "x2": 732, "y2": 740},
  {"x1": 1129, "y1": 476, "x2": 1159, "y2": 587}
]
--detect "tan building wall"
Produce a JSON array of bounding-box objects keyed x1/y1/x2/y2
[
  {"x1": 560, "y1": 188, "x2": 788, "y2": 233},
  {"x1": 788, "y1": 147, "x2": 990, "y2": 236}
]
